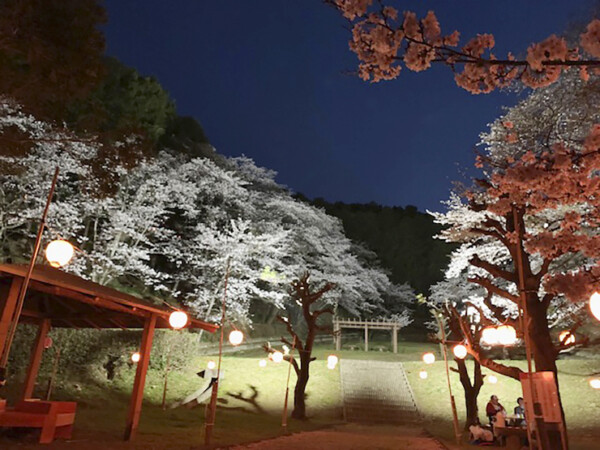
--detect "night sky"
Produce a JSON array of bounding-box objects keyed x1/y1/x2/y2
[{"x1": 102, "y1": 1, "x2": 592, "y2": 212}]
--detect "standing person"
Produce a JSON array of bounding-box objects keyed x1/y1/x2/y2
[{"x1": 486, "y1": 395, "x2": 506, "y2": 426}]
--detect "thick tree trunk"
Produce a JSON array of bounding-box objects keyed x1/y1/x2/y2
[
  {"x1": 292, "y1": 356, "x2": 310, "y2": 420},
  {"x1": 527, "y1": 295, "x2": 568, "y2": 439}
]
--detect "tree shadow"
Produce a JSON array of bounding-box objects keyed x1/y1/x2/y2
[{"x1": 226, "y1": 384, "x2": 267, "y2": 414}]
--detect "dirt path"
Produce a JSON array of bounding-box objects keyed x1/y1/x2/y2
[{"x1": 229, "y1": 424, "x2": 447, "y2": 449}]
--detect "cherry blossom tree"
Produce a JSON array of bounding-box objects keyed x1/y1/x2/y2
[
  {"x1": 330, "y1": 1, "x2": 600, "y2": 92},
  {"x1": 264, "y1": 273, "x2": 335, "y2": 420}
]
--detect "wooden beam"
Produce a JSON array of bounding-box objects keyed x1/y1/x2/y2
[
  {"x1": 28, "y1": 281, "x2": 149, "y2": 319},
  {"x1": 364, "y1": 323, "x2": 368, "y2": 352},
  {"x1": 22, "y1": 319, "x2": 51, "y2": 400},
  {"x1": 124, "y1": 314, "x2": 156, "y2": 441},
  {"x1": 392, "y1": 325, "x2": 398, "y2": 354},
  {"x1": 0, "y1": 278, "x2": 23, "y2": 360}
]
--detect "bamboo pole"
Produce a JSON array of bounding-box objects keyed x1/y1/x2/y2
[
  {"x1": 281, "y1": 336, "x2": 297, "y2": 432},
  {"x1": 204, "y1": 259, "x2": 231, "y2": 446},
  {"x1": 0, "y1": 167, "x2": 59, "y2": 385},
  {"x1": 438, "y1": 314, "x2": 461, "y2": 445}
]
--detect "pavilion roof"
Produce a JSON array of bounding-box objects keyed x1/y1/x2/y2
[{"x1": 0, "y1": 264, "x2": 218, "y2": 332}]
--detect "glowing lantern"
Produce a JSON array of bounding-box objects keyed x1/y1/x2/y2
[
  {"x1": 207, "y1": 360, "x2": 216, "y2": 370},
  {"x1": 419, "y1": 370, "x2": 428, "y2": 379},
  {"x1": 282, "y1": 345, "x2": 290, "y2": 355},
  {"x1": 590, "y1": 292, "x2": 600, "y2": 321},
  {"x1": 559, "y1": 330, "x2": 575, "y2": 346},
  {"x1": 497, "y1": 325, "x2": 517, "y2": 346},
  {"x1": 169, "y1": 311, "x2": 188, "y2": 329},
  {"x1": 488, "y1": 375, "x2": 498, "y2": 384},
  {"x1": 481, "y1": 327, "x2": 499, "y2": 346},
  {"x1": 228, "y1": 330, "x2": 244, "y2": 346},
  {"x1": 45, "y1": 240, "x2": 74, "y2": 268},
  {"x1": 589, "y1": 378, "x2": 600, "y2": 389},
  {"x1": 271, "y1": 351, "x2": 284, "y2": 363},
  {"x1": 327, "y1": 354, "x2": 339, "y2": 369},
  {"x1": 131, "y1": 352, "x2": 141, "y2": 363},
  {"x1": 422, "y1": 352, "x2": 435, "y2": 364},
  {"x1": 453, "y1": 344, "x2": 468, "y2": 359},
  {"x1": 258, "y1": 359, "x2": 267, "y2": 368}
]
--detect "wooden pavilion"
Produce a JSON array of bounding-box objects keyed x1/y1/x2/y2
[{"x1": 0, "y1": 264, "x2": 218, "y2": 441}]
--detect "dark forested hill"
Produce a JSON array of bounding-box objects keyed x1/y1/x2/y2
[{"x1": 304, "y1": 198, "x2": 454, "y2": 296}]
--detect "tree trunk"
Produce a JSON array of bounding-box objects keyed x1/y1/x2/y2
[
  {"x1": 527, "y1": 294, "x2": 568, "y2": 438},
  {"x1": 456, "y1": 358, "x2": 484, "y2": 429},
  {"x1": 292, "y1": 356, "x2": 310, "y2": 420}
]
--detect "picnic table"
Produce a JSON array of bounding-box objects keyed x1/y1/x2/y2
[{"x1": 0, "y1": 399, "x2": 77, "y2": 444}]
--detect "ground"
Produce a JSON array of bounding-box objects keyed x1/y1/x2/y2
[{"x1": 1, "y1": 340, "x2": 599, "y2": 448}]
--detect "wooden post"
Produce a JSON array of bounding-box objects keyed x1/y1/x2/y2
[
  {"x1": 392, "y1": 325, "x2": 398, "y2": 354},
  {"x1": 22, "y1": 319, "x2": 51, "y2": 400},
  {"x1": 0, "y1": 279, "x2": 23, "y2": 357},
  {"x1": 124, "y1": 314, "x2": 156, "y2": 441},
  {"x1": 364, "y1": 323, "x2": 368, "y2": 352},
  {"x1": 334, "y1": 320, "x2": 341, "y2": 351}
]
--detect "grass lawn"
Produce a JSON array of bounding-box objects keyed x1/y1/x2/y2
[{"x1": 1, "y1": 340, "x2": 600, "y2": 448}]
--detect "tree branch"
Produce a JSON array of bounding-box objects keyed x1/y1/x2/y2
[{"x1": 468, "y1": 276, "x2": 519, "y2": 303}]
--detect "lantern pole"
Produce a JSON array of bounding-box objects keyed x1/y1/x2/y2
[
  {"x1": 0, "y1": 167, "x2": 59, "y2": 385},
  {"x1": 281, "y1": 336, "x2": 297, "y2": 432},
  {"x1": 437, "y1": 313, "x2": 461, "y2": 445},
  {"x1": 204, "y1": 258, "x2": 231, "y2": 446}
]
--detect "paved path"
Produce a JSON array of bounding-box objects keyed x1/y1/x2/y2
[
  {"x1": 339, "y1": 360, "x2": 419, "y2": 424},
  {"x1": 230, "y1": 424, "x2": 447, "y2": 450}
]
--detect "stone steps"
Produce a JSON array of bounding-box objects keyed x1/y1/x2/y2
[{"x1": 339, "y1": 359, "x2": 419, "y2": 424}]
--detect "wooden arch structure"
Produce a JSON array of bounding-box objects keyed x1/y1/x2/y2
[
  {"x1": 0, "y1": 264, "x2": 218, "y2": 441},
  {"x1": 333, "y1": 318, "x2": 401, "y2": 353}
]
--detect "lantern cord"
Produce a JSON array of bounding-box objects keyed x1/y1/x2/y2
[
  {"x1": 204, "y1": 257, "x2": 231, "y2": 446},
  {"x1": 0, "y1": 167, "x2": 59, "y2": 385}
]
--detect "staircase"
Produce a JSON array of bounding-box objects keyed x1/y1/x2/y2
[{"x1": 339, "y1": 359, "x2": 420, "y2": 424}]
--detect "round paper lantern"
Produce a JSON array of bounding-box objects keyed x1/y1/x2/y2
[
  {"x1": 43, "y1": 337, "x2": 53, "y2": 349},
  {"x1": 422, "y1": 352, "x2": 435, "y2": 365},
  {"x1": 419, "y1": 370, "x2": 428, "y2": 379},
  {"x1": 258, "y1": 359, "x2": 267, "y2": 368},
  {"x1": 327, "y1": 354, "x2": 339, "y2": 369},
  {"x1": 45, "y1": 240, "x2": 74, "y2": 268},
  {"x1": 228, "y1": 330, "x2": 244, "y2": 346},
  {"x1": 590, "y1": 292, "x2": 600, "y2": 321},
  {"x1": 559, "y1": 330, "x2": 575, "y2": 346},
  {"x1": 207, "y1": 360, "x2": 216, "y2": 370},
  {"x1": 169, "y1": 311, "x2": 188, "y2": 329},
  {"x1": 453, "y1": 344, "x2": 468, "y2": 359},
  {"x1": 488, "y1": 375, "x2": 498, "y2": 384},
  {"x1": 497, "y1": 325, "x2": 517, "y2": 346},
  {"x1": 131, "y1": 352, "x2": 141, "y2": 363},
  {"x1": 589, "y1": 378, "x2": 600, "y2": 389},
  {"x1": 271, "y1": 351, "x2": 284, "y2": 363},
  {"x1": 481, "y1": 327, "x2": 499, "y2": 346}
]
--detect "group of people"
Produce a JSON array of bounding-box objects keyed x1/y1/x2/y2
[
  {"x1": 469, "y1": 395, "x2": 527, "y2": 444},
  {"x1": 486, "y1": 395, "x2": 526, "y2": 423}
]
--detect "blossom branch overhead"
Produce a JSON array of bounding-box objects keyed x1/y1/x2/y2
[{"x1": 331, "y1": 0, "x2": 600, "y2": 92}]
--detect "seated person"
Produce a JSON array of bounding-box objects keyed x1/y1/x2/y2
[
  {"x1": 486, "y1": 395, "x2": 506, "y2": 426},
  {"x1": 514, "y1": 397, "x2": 525, "y2": 416},
  {"x1": 469, "y1": 418, "x2": 494, "y2": 443}
]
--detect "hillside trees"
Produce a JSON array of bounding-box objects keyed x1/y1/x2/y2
[{"x1": 0, "y1": 100, "x2": 409, "y2": 329}]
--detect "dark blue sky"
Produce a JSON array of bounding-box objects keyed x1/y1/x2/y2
[{"x1": 102, "y1": 1, "x2": 592, "y2": 211}]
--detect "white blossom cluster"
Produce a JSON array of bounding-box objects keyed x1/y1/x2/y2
[{"x1": 0, "y1": 100, "x2": 412, "y2": 325}]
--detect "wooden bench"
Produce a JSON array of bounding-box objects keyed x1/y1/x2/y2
[{"x1": 0, "y1": 399, "x2": 77, "y2": 444}]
